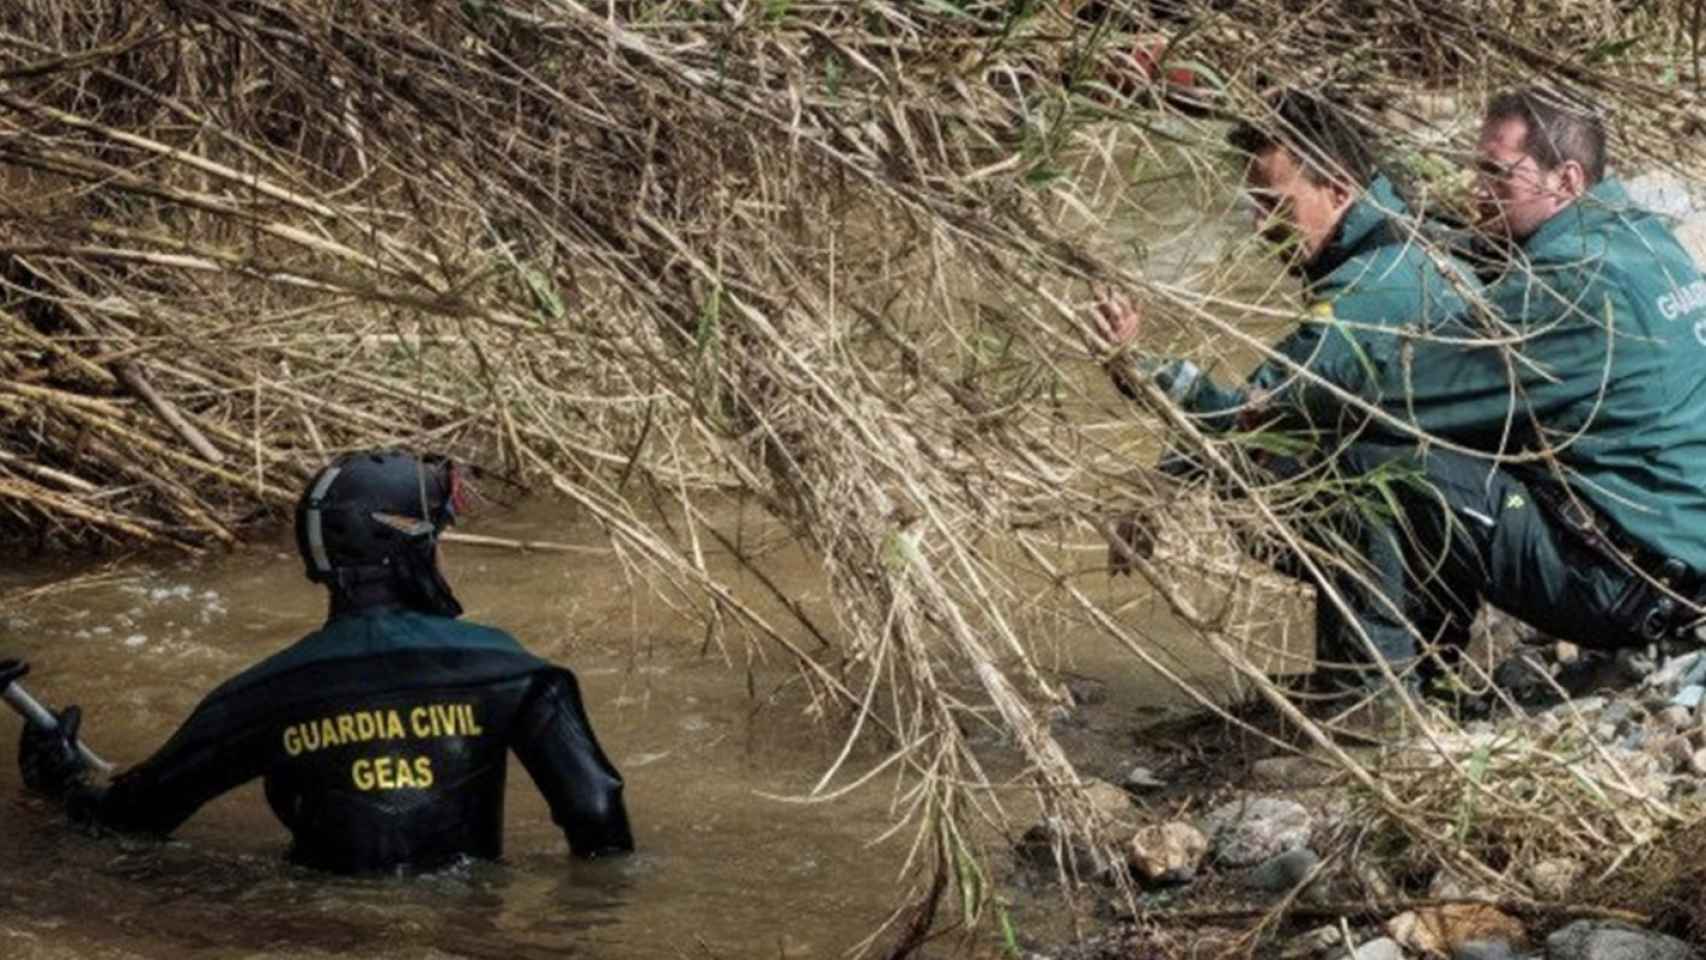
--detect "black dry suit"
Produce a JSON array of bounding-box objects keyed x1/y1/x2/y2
[{"x1": 70, "y1": 608, "x2": 633, "y2": 873}]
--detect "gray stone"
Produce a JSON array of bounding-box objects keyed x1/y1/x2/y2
[
  {"x1": 1081, "y1": 778, "x2": 1135, "y2": 827},
  {"x1": 1452, "y1": 941, "x2": 1518, "y2": 960},
  {"x1": 1545, "y1": 920, "x2": 1694, "y2": 960},
  {"x1": 1244, "y1": 847, "x2": 1320, "y2": 894},
  {"x1": 1306, "y1": 858, "x2": 1396, "y2": 905},
  {"x1": 1648, "y1": 651, "x2": 1706, "y2": 694},
  {"x1": 1654, "y1": 705, "x2": 1695, "y2": 731},
  {"x1": 1202, "y1": 796, "x2": 1314, "y2": 867},
  {"x1": 1602, "y1": 701, "x2": 1635, "y2": 729},
  {"x1": 1618, "y1": 647, "x2": 1659, "y2": 683},
  {"x1": 1672, "y1": 684, "x2": 1705, "y2": 709},
  {"x1": 1339, "y1": 937, "x2": 1403, "y2": 960}
]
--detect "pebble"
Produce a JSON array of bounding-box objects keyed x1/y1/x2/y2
[
  {"x1": 1546, "y1": 920, "x2": 1694, "y2": 960},
  {"x1": 1340, "y1": 937, "x2": 1403, "y2": 960},
  {"x1": 1601, "y1": 701, "x2": 1635, "y2": 730},
  {"x1": 1244, "y1": 847, "x2": 1320, "y2": 894},
  {"x1": 1127, "y1": 822, "x2": 1207, "y2": 885},
  {"x1": 1653, "y1": 705, "x2": 1694, "y2": 731},
  {"x1": 1202, "y1": 796, "x2": 1313, "y2": 868},
  {"x1": 1672, "y1": 684, "x2": 1705, "y2": 709},
  {"x1": 1122, "y1": 765, "x2": 1166, "y2": 791}
]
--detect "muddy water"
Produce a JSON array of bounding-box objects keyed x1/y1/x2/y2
[{"x1": 0, "y1": 497, "x2": 1249, "y2": 960}]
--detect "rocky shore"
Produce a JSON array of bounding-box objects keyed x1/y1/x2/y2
[{"x1": 1019, "y1": 628, "x2": 1706, "y2": 959}]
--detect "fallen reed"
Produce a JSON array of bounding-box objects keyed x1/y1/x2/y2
[{"x1": 4, "y1": 0, "x2": 1705, "y2": 951}]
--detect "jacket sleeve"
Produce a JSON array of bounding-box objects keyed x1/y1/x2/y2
[
  {"x1": 509, "y1": 669, "x2": 634, "y2": 858},
  {"x1": 76, "y1": 698, "x2": 276, "y2": 836}
]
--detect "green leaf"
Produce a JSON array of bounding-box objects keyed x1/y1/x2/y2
[
  {"x1": 1453, "y1": 741, "x2": 1493, "y2": 841},
  {"x1": 1024, "y1": 165, "x2": 1064, "y2": 186},
  {"x1": 953, "y1": 834, "x2": 985, "y2": 922},
  {"x1": 522, "y1": 267, "x2": 565, "y2": 323},
  {"x1": 996, "y1": 899, "x2": 1021, "y2": 957},
  {"x1": 696, "y1": 287, "x2": 722, "y2": 355},
  {"x1": 917, "y1": 0, "x2": 976, "y2": 20},
  {"x1": 1585, "y1": 36, "x2": 1641, "y2": 64},
  {"x1": 824, "y1": 53, "x2": 843, "y2": 98}
]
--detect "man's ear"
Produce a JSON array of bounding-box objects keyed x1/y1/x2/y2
[
  {"x1": 1327, "y1": 176, "x2": 1357, "y2": 211},
  {"x1": 1553, "y1": 160, "x2": 1588, "y2": 201}
]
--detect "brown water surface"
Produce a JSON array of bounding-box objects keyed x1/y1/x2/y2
[{"x1": 0, "y1": 497, "x2": 1251, "y2": 960}]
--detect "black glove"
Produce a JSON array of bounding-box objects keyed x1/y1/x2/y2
[
  {"x1": 0, "y1": 658, "x2": 27, "y2": 690},
  {"x1": 20, "y1": 704, "x2": 91, "y2": 800}
]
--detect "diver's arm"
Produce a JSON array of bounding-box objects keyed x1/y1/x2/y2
[
  {"x1": 77, "y1": 705, "x2": 275, "y2": 836},
  {"x1": 510, "y1": 669, "x2": 634, "y2": 858}
]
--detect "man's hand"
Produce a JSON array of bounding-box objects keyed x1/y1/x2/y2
[
  {"x1": 20, "y1": 705, "x2": 91, "y2": 800},
  {"x1": 1106, "y1": 514, "x2": 1157, "y2": 576},
  {"x1": 1091, "y1": 293, "x2": 1142, "y2": 348},
  {"x1": 1087, "y1": 293, "x2": 1147, "y2": 399}
]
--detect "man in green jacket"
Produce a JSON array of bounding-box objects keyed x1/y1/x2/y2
[
  {"x1": 1273, "y1": 88, "x2": 1706, "y2": 666},
  {"x1": 1094, "y1": 89, "x2": 1482, "y2": 685}
]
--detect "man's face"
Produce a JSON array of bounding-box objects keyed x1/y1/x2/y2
[
  {"x1": 1245, "y1": 146, "x2": 1354, "y2": 268},
  {"x1": 1473, "y1": 117, "x2": 1578, "y2": 241}
]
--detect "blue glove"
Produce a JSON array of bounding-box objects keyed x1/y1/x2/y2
[{"x1": 1107, "y1": 354, "x2": 1203, "y2": 405}]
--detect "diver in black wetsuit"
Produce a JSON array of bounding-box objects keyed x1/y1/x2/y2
[{"x1": 18, "y1": 450, "x2": 633, "y2": 873}]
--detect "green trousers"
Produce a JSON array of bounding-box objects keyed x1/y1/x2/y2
[{"x1": 1295, "y1": 443, "x2": 1649, "y2": 686}]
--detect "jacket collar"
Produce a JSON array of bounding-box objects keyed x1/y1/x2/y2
[
  {"x1": 1301, "y1": 174, "x2": 1408, "y2": 287},
  {"x1": 1519, "y1": 177, "x2": 1631, "y2": 255}
]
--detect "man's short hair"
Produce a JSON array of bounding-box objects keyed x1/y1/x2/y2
[
  {"x1": 1485, "y1": 87, "x2": 1607, "y2": 184},
  {"x1": 1226, "y1": 89, "x2": 1376, "y2": 187}
]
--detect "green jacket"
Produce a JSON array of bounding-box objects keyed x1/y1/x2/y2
[
  {"x1": 1161, "y1": 175, "x2": 1478, "y2": 433},
  {"x1": 1293, "y1": 179, "x2": 1706, "y2": 573}
]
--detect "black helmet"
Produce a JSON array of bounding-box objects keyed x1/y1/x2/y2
[{"x1": 294, "y1": 450, "x2": 465, "y2": 617}]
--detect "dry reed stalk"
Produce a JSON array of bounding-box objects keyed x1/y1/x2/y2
[{"x1": 3, "y1": 0, "x2": 1705, "y2": 948}]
